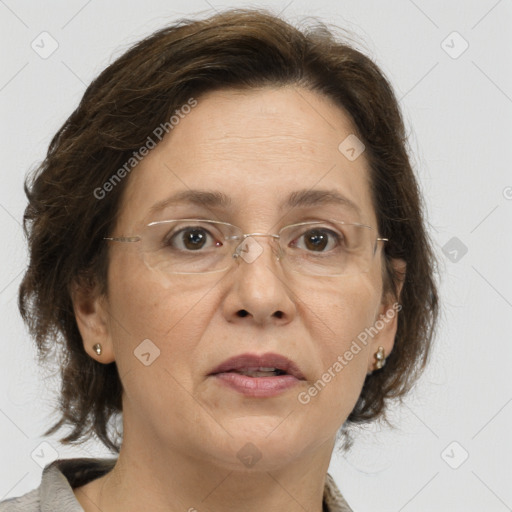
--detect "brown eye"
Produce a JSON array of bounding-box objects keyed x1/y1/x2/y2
[
  {"x1": 304, "y1": 230, "x2": 328, "y2": 251},
  {"x1": 181, "y1": 228, "x2": 208, "y2": 250},
  {"x1": 293, "y1": 228, "x2": 340, "y2": 252},
  {"x1": 166, "y1": 226, "x2": 221, "y2": 251}
]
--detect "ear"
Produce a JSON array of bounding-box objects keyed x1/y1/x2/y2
[
  {"x1": 70, "y1": 277, "x2": 116, "y2": 364},
  {"x1": 366, "y1": 258, "x2": 406, "y2": 374}
]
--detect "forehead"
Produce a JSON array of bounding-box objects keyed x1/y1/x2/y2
[{"x1": 117, "y1": 86, "x2": 377, "y2": 230}]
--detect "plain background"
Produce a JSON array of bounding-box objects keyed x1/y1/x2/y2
[{"x1": 1, "y1": 1, "x2": 511, "y2": 511}]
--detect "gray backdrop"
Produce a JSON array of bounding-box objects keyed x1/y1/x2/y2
[{"x1": 1, "y1": 1, "x2": 511, "y2": 510}]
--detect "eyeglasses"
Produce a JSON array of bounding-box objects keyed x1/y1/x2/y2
[{"x1": 104, "y1": 218, "x2": 388, "y2": 277}]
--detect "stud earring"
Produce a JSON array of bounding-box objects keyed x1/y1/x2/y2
[
  {"x1": 93, "y1": 343, "x2": 102, "y2": 356},
  {"x1": 374, "y1": 346, "x2": 386, "y2": 369}
]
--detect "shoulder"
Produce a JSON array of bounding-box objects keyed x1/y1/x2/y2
[
  {"x1": 324, "y1": 472, "x2": 354, "y2": 512},
  {"x1": 0, "y1": 457, "x2": 117, "y2": 512},
  {"x1": 0, "y1": 488, "x2": 40, "y2": 511}
]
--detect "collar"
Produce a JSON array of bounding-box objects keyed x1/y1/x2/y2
[{"x1": 38, "y1": 458, "x2": 352, "y2": 512}]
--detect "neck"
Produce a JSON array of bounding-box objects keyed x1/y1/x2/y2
[{"x1": 75, "y1": 419, "x2": 336, "y2": 512}]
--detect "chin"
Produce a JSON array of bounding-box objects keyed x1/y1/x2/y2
[{"x1": 204, "y1": 427, "x2": 315, "y2": 471}]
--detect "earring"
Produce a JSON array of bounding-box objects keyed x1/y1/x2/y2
[
  {"x1": 93, "y1": 343, "x2": 102, "y2": 356},
  {"x1": 374, "y1": 346, "x2": 386, "y2": 369}
]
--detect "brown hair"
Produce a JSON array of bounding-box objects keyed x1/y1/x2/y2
[{"x1": 19, "y1": 7, "x2": 438, "y2": 453}]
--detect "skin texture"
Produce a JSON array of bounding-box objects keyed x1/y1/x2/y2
[{"x1": 71, "y1": 86, "x2": 404, "y2": 512}]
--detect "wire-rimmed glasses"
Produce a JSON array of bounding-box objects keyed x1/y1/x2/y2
[{"x1": 104, "y1": 218, "x2": 388, "y2": 277}]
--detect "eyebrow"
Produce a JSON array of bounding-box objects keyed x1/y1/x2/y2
[{"x1": 148, "y1": 188, "x2": 362, "y2": 217}]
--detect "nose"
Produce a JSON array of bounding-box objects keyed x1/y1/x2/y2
[{"x1": 222, "y1": 234, "x2": 297, "y2": 326}]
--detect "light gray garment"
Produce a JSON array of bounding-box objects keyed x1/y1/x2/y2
[{"x1": 0, "y1": 458, "x2": 353, "y2": 511}]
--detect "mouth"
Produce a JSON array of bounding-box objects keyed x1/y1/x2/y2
[
  {"x1": 208, "y1": 353, "x2": 306, "y2": 397},
  {"x1": 208, "y1": 352, "x2": 306, "y2": 380}
]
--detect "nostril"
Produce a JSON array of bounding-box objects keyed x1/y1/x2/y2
[{"x1": 237, "y1": 310, "x2": 249, "y2": 317}]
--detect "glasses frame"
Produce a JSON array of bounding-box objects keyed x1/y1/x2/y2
[{"x1": 104, "y1": 218, "x2": 389, "y2": 276}]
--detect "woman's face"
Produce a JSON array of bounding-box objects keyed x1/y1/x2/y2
[{"x1": 79, "y1": 86, "x2": 400, "y2": 470}]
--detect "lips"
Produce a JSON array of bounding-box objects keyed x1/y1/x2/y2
[{"x1": 208, "y1": 352, "x2": 306, "y2": 380}]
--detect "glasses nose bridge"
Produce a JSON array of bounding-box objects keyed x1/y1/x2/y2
[
  {"x1": 231, "y1": 231, "x2": 283, "y2": 265},
  {"x1": 242, "y1": 232, "x2": 280, "y2": 241}
]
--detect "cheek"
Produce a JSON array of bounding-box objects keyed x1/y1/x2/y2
[
  {"x1": 105, "y1": 263, "x2": 217, "y2": 429},
  {"x1": 296, "y1": 275, "x2": 381, "y2": 424},
  {"x1": 304, "y1": 272, "x2": 381, "y2": 348},
  {"x1": 106, "y1": 255, "x2": 210, "y2": 375}
]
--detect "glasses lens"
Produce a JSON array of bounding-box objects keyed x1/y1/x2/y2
[
  {"x1": 142, "y1": 219, "x2": 241, "y2": 274},
  {"x1": 278, "y1": 221, "x2": 376, "y2": 276},
  {"x1": 137, "y1": 219, "x2": 380, "y2": 276}
]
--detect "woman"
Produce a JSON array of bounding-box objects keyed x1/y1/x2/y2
[{"x1": 0, "y1": 7, "x2": 438, "y2": 512}]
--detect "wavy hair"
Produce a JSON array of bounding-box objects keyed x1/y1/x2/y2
[{"x1": 19, "y1": 8, "x2": 439, "y2": 453}]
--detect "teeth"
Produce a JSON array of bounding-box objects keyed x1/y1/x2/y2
[
  {"x1": 222, "y1": 366, "x2": 287, "y2": 377},
  {"x1": 237, "y1": 370, "x2": 280, "y2": 377},
  {"x1": 243, "y1": 367, "x2": 277, "y2": 372},
  {"x1": 232, "y1": 367, "x2": 287, "y2": 377}
]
